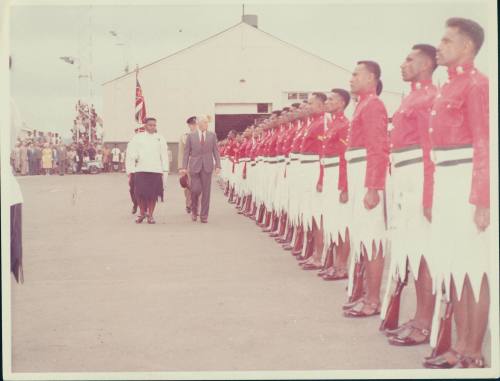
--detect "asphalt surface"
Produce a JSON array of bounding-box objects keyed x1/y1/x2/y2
[{"x1": 11, "y1": 172, "x2": 491, "y2": 372}]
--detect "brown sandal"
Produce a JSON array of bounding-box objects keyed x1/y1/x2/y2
[
  {"x1": 135, "y1": 215, "x2": 146, "y2": 224},
  {"x1": 459, "y1": 355, "x2": 486, "y2": 368},
  {"x1": 388, "y1": 325, "x2": 430, "y2": 346},
  {"x1": 343, "y1": 299, "x2": 381, "y2": 318}
]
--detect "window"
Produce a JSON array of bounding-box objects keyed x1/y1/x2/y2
[
  {"x1": 287, "y1": 92, "x2": 298, "y2": 100},
  {"x1": 257, "y1": 103, "x2": 269, "y2": 113},
  {"x1": 299, "y1": 92, "x2": 309, "y2": 100}
]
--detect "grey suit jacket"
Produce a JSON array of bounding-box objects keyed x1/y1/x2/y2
[{"x1": 182, "y1": 130, "x2": 221, "y2": 174}]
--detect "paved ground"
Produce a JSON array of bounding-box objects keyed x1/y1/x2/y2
[{"x1": 11, "y1": 173, "x2": 490, "y2": 372}]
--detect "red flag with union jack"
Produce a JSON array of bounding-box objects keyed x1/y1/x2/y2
[{"x1": 135, "y1": 74, "x2": 147, "y2": 124}]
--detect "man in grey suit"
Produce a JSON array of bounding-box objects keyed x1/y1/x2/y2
[{"x1": 180, "y1": 116, "x2": 221, "y2": 223}]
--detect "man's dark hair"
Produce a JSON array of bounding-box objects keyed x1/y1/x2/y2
[
  {"x1": 312, "y1": 92, "x2": 327, "y2": 102},
  {"x1": 186, "y1": 116, "x2": 197, "y2": 125},
  {"x1": 272, "y1": 110, "x2": 281, "y2": 116},
  {"x1": 357, "y1": 60, "x2": 383, "y2": 95},
  {"x1": 144, "y1": 117, "x2": 157, "y2": 123},
  {"x1": 330, "y1": 88, "x2": 351, "y2": 108},
  {"x1": 446, "y1": 17, "x2": 484, "y2": 54},
  {"x1": 291, "y1": 102, "x2": 301, "y2": 108},
  {"x1": 412, "y1": 44, "x2": 438, "y2": 71},
  {"x1": 302, "y1": 99, "x2": 308, "y2": 104},
  {"x1": 282, "y1": 107, "x2": 290, "y2": 112}
]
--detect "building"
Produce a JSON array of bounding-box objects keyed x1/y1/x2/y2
[{"x1": 102, "y1": 16, "x2": 402, "y2": 171}]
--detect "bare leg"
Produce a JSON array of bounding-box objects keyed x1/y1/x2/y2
[
  {"x1": 147, "y1": 200, "x2": 157, "y2": 217},
  {"x1": 464, "y1": 274, "x2": 489, "y2": 359},
  {"x1": 303, "y1": 218, "x2": 322, "y2": 265},
  {"x1": 413, "y1": 257, "x2": 436, "y2": 328},
  {"x1": 337, "y1": 229, "x2": 350, "y2": 271},
  {"x1": 451, "y1": 277, "x2": 469, "y2": 355},
  {"x1": 363, "y1": 241, "x2": 384, "y2": 309}
]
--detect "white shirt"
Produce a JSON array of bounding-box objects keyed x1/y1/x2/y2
[
  {"x1": 125, "y1": 132, "x2": 169, "y2": 174},
  {"x1": 198, "y1": 129, "x2": 207, "y2": 142},
  {"x1": 111, "y1": 147, "x2": 121, "y2": 162}
]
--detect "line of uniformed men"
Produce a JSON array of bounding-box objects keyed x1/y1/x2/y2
[{"x1": 217, "y1": 17, "x2": 490, "y2": 369}]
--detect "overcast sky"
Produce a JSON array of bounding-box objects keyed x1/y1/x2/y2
[{"x1": 10, "y1": 0, "x2": 491, "y2": 137}]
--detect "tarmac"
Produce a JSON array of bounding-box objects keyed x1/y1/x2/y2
[{"x1": 11, "y1": 172, "x2": 491, "y2": 372}]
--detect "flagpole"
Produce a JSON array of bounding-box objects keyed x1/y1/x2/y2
[{"x1": 135, "y1": 65, "x2": 139, "y2": 128}]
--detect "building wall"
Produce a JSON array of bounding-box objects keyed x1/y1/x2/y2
[{"x1": 102, "y1": 22, "x2": 403, "y2": 149}]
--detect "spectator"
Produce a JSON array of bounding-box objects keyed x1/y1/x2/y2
[
  {"x1": 120, "y1": 150, "x2": 126, "y2": 172},
  {"x1": 88, "y1": 144, "x2": 96, "y2": 160},
  {"x1": 19, "y1": 143, "x2": 29, "y2": 176},
  {"x1": 34, "y1": 143, "x2": 42, "y2": 175},
  {"x1": 67, "y1": 147, "x2": 77, "y2": 174},
  {"x1": 27, "y1": 143, "x2": 36, "y2": 175},
  {"x1": 41, "y1": 143, "x2": 53, "y2": 175},
  {"x1": 102, "y1": 145, "x2": 111, "y2": 172},
  {"x1": 76, "y1": 144, "x2": 84, "y2": 173},
  {"x1": 111, "y1": 144, "x2": 121, "y2": 171},
  {"x1": 57, "y1": 143, "x2": 68, "y2": 176},
  {"x1": 52, "y1": 144, "x2": 58, "y2": 174}
]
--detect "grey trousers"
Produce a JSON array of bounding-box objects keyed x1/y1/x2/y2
[{"x1": 190, "y1": 170, "x2": 212, "y2": 219}]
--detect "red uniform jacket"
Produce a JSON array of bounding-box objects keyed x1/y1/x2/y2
[
  {"x1": 282, "y1": 121, "x2": 300, "y2": 156},
  {"x1": 429, "y1": 62, "x2": 489, "y2": 208},
  {"x1": 290, "y1": 118, "x2": 311, "y2": 153},
  {"x1": 323, "y1": 112, "x2": 349, "y2": 192},
  {"x1": 275, "y1": 124, "x2": 290, "y2": 156},
  {"x1": 349, "y1": 92, "x2": 389, "y2": 190},
  {"x1": 267, "y1": 128, "x2": 280, "y2": 157},
  {"x1": 391, "y1": 80, "x2": 437, "y2": 209},
  {"x1": 300, "y1": 113, "x2": 325, "y2": 154}
]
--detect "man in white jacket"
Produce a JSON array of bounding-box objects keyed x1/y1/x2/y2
[{"x1": 125, "y1": 118, "x2": 169, "y2": 224}]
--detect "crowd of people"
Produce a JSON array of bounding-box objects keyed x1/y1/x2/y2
[
  {"x1": 10, "y1": 138, "x2": 127, "y2": 176},
  {"x1": 217, "y1": 17, "x2": 490, "y2": 369},
  {"x1": 72, "y1": 100, "x2": 103, "y2": 146}
]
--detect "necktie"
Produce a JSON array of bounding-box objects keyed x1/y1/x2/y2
[{"x1": 201, "y1": 132, "x2": 205, "y2": 145}]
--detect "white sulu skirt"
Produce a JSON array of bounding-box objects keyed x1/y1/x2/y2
[
  {"x1": 320, "y1": 156, "x2": 350, "y2": 244},
  {"x1": 386, "y1": 148, "x2": 432, "y2": 281},
  {"x1": 253, "y1": 157, "x2": 265, "y2": 206},
  {"x1": 287, "y1": 154, "x2": 302, "y2": 226},
  {"x1": 272, "y1": 156, "x2": 287, "y2": 212},
  {"x1": 345, "y1": 148, "x2": 388, "y2": 259},
  {"x1": 429, "y1": 146, "x2": 490, "y2": 302},
  {"x1": 298, "y1": 154, "x2": 321, "y2": 230}
]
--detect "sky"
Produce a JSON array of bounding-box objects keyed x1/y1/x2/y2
[{"x1": 9, "y1": 0, "x2": 492, "y2": 137}]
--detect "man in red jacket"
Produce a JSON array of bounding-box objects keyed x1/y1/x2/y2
[
  {"x1": 343, "y1": 60, "x2": 390, "y2": 318},
  {"x1": 423, "y1": 17, "x2": 490, "y2": 369},
  {"x1": 381, "y1": 44, "x2": 438, "y2": 347},
  {"x1": 317, "y1": 89, "x2": 350, "y2": 280}
]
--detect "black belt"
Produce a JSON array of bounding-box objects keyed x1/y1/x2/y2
[
  {"x1": 432, "y1": 144, "x2": 473, "y2": 152},
  {"x1": 394, "y1": 157, "x2": 423, "y2": 168},
  {"x1": 436, "y1": 158, "x2": 472, "y2": 167},
  {"x1": 348, "y1": 157, "x2": 366, "y2": 164},
  {"x1": 391, "y1": 144, "x2": 421, "y2": 154},
  {"x1": 300, "y1": 159, "x2": 319, "y2": 164},
  {"x1": 324, "y1": 162, "x2": 339, "y2": 168},
  {"x1": 290, "y1": 158, "x2": 299, "y2": 161}
]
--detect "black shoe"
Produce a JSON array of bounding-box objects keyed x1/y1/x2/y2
[
  {"x1": 186, "y1": 206, "x2": 192, "y2": 214},
  {"x1": 132, "y1": 205, "x2": 138, "y2": 214}
]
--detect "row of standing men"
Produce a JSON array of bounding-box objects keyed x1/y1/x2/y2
[{"x1": 218, "y1": 17, "x2": 490, "y2": 369}]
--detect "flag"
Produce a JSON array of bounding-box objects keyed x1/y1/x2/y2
[{"x1": 135, "y1": 75, "x2": 147, "y2": 124}]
